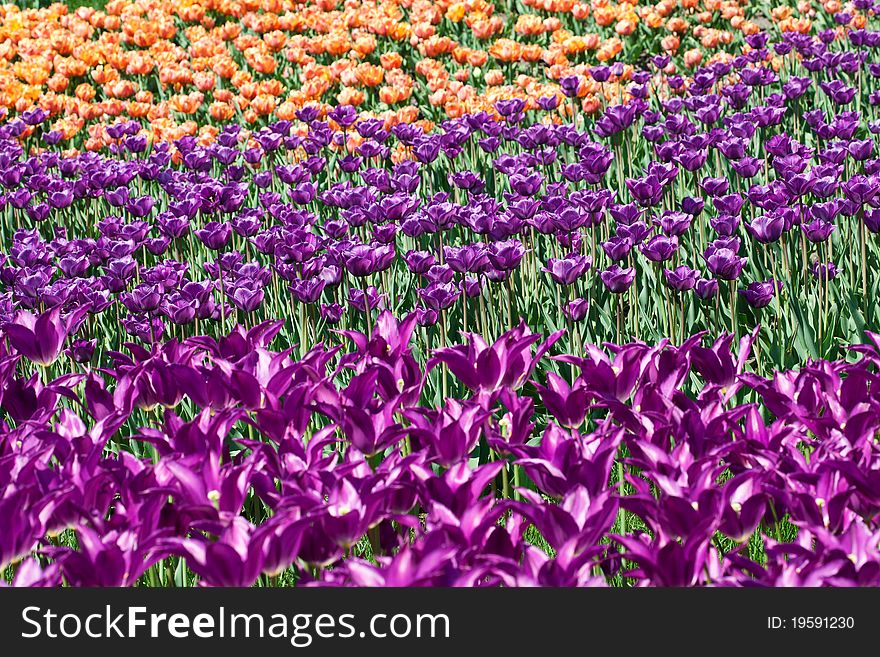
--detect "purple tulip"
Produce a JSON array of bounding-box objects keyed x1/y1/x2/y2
[
  {"x1": 601, "y1": 236, "x2": 632, "y2": 262},
  {"x1": 487, "y1": 240, "x2": 526, "y2": 271},
  {"x1": 712, "y1": 193, "x2": 744, "y2": 216},
  {"x1": 663, "y1": 266, "x2": 699, "y2": 292},
  {"x1": 4, "y1": 306, "x2": 87, "y2": 366},
  {"x1": 843, "y1": 175, "x2": 879, "y2": 205},
  {"x1": 626, "y1": 175, "x2": 663, "y2": 207},
  {"x1": 417, "y1": 282, "x2": 460, "y2": 311},
  {"x1": 694, "y1": 278, "x2": 719, "y2": 300},
  {"x1": 701, "y1": 176, "x2": 730, "y2": 197},
  {"x1": 746, "y1": 214, "x2": 785, "y2": 244},
  {"x1": 710, "y1": 214, "x2": 740, "y2": 237},
  {"x1": 194, "y1": 222, "x2": 232, "y2": 251},
  {"x1": 563, "y1": 298, "x2": 590, "y2": 322},
  {"x1": 65, "y1": 338, "x2": 96, "y2": 364},
  {"x1": 681, "y1": 196, "x2": 705, "y2": 216},
  {"x1": 600, "y1": 265, "x2": 635, "y2": 293},
  {"x1": 348, "y1": 286, "x2": 386, "y2": 313},
  {"x1": 560, "y1": 76, "x2": 582, "y2": 98},
  {"x1": 740, "y1": 279, "x2": 781, "y2": 308},
  {"x1": 344, "y1": 243, "x2": 395, "y2": 277},
  {"x1": 810, "y1": 261, "x2": 839, "y2": 281},
  {"x1": 405, "y1": 399, "x2": 487, "y2": 467},
  {"x1": 657, "y1": 212, "x2": 691, "y2": 236},
  {"x1": 640, "y1": 235, "x2": 678, "y2": 263},
  {"x1": 543, "y1": 254, "x2": 591, "y2": 286},
  {"x1": 320, "y1": 303, "x2": 344, "y2": 324},
  {"x1": 704, "y1": 245, "x2": 747, "y2": 280},
  {"x1": 801, "y1": 218, "x2": 836, "y2": 243},
  {"x1": 864, "y1": 208, "x2": 880, "y2": 233}
]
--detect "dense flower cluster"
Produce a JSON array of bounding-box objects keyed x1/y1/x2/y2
[
  {"x1": 3, "y1": 24, "x2": 880, "y2": 367},
  {"x1": 4, "y1": 314, "x2": 880, "y2": 587},
  {"x1": 0, "y1": 0, "x2": 822, "y2": 146},
  {"x1": 3, "y1": 0, "x2": 880, "y2": 588}
]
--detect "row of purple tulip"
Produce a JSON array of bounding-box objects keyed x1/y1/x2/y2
[
  {"x1": 2, "y1": 30, "x2": 880, "y2": 371},
  {"x1": 4, "y1": 25, "x2": 880, "y2": 587},
  {"x1": 2, "y1": 311, "x2": 879, "y2": 587}
]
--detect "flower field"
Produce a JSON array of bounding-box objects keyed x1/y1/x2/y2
[{"x1": 2, "y1": 0, "x2": 880, "y2": 587}]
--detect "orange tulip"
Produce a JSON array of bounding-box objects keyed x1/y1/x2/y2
[
  {"x1": 337, "y1": 87, "x2": 364, "y2": 106},
  {"x1": 796, "y1": 0, "x2": 813, "y2": 14},
  {"x1": 701, "y1": 31, "x2": 721, "y2": 48},
  {"x1": 445, "y1": 3, "x2": 466, "y2": 22},
  {"x1": 107, "y1": 80, "x2": 137, "y2": 99},
  {"x1": 47, "y1": 74, "x2": 69, "y2": 93},
  {"x1": 594, "y1": 6, "x2": 617, "y2": 26},
  {"x1": 581, "y1": 95, "x2": 601, "y2": 114},
  {"x1": 355, "y1": 63, "x2": 384, "y2": 87},
  {"x1": 616, "y1": 19, "x2": 636, "y2": 36},
  {"x1": 169, "y1": 92, "x2": 203, "y2": 114},
  {"x1": 194, "y1": 72, "x2": 215, "y2": 92},
  {"x1": 522, "y1": 44, "x2": 544, "y2": 61},
  {"x1": 251, "y1": 93, "x2": 276, "y2": 115},
  {"x1": 484, "y1": 69, "x2": 504, "y2": 85},
  {"x1": 85, "y1": 137, "x2": 104, "y2": 152},
  {"x1": 771, "y1": 5, "x2": 793, "y2": 20},
  {"x1": 666, "y1": 17, "x2": 689, "y2": 34},
  {"x1": 246, "y1": 50, "x2": 277, "y2": 75},
  {"x1": 824, "y1": 0, "x2": 842, "y2": 12},
  {"x1": 471, "y1": 16, "x2": 504, "y2": 39},
  {"x1": 75, "y1": 83, "x2": 95, "y2": 102},
  {"x1": 239, "y1": 82, "x2": 258, "y2": 100},
  {"x1": 572, "y1": 3, "x2": 590, "y2": 19},
  {"x1": 514, "y1": 14, "x2": 546, "y2": 36},
  {"x1": 264, "y1": 30, "x2": 286, "y2": 52},
  {"x1": 413, "y1": 23, "x2": 436, "y2": 39},
  {"x1": 127, "y1": 101, "x2": 151, "y2": 118},
  {"x1": 346, "y1": 38, "x2": 371, "y2": 61},
  {"x1": 209, "y1": 101, "x2": 236, "y2": 121},
  {"x1": 380, "y1": 52, "x2": 403, "y2": 70},
  {"x1": 661, "y1": 35, "x2": 681, "y2": 53},
  {"x1": 644, "y1": 11, "x2": 664, "y2": 29},
  {"x1": 467, "y1": 50, "x2": 488, "y2": 67},
  {"x1": 445, "y1": 99, "x2": 464, "y2": 118},
  {"x1": 683, "y1": 48, "x2": 703, "y2": 68},
  {"x1": 379, "y1": 86, "x2": 401, "y2": 104}
]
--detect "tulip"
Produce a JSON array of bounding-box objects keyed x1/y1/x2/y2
[
  {"x1": 694, "y1": 278, "x2": 719, "y2": 300},
  {"x1": 663, "y1": 266, "x2": 698, "y2": 292},
  {"x1": 405, "y1": 399, "x2": 488, "y2": 467},
  {"x1": 625, "y1": 175, "x2": 663, "y2": 207},
  {"x1": 65, "y1": 338, "x2": 96, "y2": 364},
  {"x1": 194, "y1": 222, "x2": 232, "y2": 251},
  {"x1": 600, "y1": 265, "x2": 635, "y2": 293},
  {"x1": 601, "y1": 236, "x2": 632, "y2": 262},
  {"x1": 5, "y1": 306, "x2": 86, "y2": 366},
  {"x1": 640, "y1": 235, "x2": 678, "y2": 263},
  {"x1": 740, "y1": 280, "x2": 782, "y2": 308},
  {"x1": 801, "y1": 218, "x2": 836, "y2": 243},
  {"x1": 704, "y1": 246, "x2": 747, "y2": 281},
  {"x1": 746, "y1": 214, "x2": 785, "y2": 244},
  {"x1": 560, "y1": 76, "x2": 582, "y2": 98},
  {"x1": 543, "y1": 254, "x2": 591, "y2": 286},
  {"x1": 681, "y1": 196, "x2": 704, "y2": 216},
  {"x1": 657, "y1": 212, "x2": 691, "y2": 236},
  {"x1": 810, "y1": 261, "x2": 839, "y2": 281},
  {"x1": 563, "y1": 298, "x2": 590, "y2": 322},
  {"x1": 417, "y1": 282, "x2": 460, "y2": 311}
]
